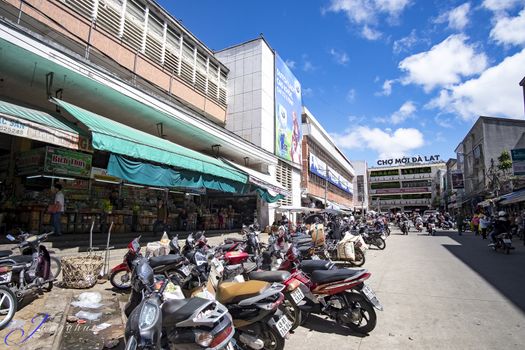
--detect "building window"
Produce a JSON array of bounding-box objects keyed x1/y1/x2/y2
[
  {"x1": 401, "y1": 167, "x2": 431, "y2": 175},
  {"x1": 276, "y1": 161, "x2": 292, "y2": 206},
  {"x1": 401, "y1": 180, "x2": 431, "y2": 188},
  {"x1": 370, "y1": 181, "x2": 400, "y2": 189},
  {"x1": 370, "y1": 169, "x2": 398, "y2": 177}
]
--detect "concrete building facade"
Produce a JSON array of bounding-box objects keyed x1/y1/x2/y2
[
  {"x1": 352, "y1": 160, "x2": 369, "y2": 212},
  {"x1": 368, "y1": 162, "x2": 446, "y2": 212}
]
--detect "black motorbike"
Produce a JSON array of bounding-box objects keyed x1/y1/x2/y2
[
  {"x1": 489, "y1": 231, "x2": 515, "y2": 254},
  {"x1": 0, "y1": 231, "x2": 58, "y2": 329},
  {"x1": 124, "y1": 257, "x2": 236, "y2": 350},
  {"x1": 400, "y1": 220, "x2": 409, "y2": 235}
]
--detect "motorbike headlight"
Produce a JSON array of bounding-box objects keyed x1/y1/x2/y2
[
  {"x1": 139, "y1": 301, "x2": 158, "y2": 330},
  {"x1": 194, "y1": 330, "x2": 213, "y2": 347}
]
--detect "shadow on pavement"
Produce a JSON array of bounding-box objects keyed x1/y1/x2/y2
[
  {"x1": 441, "y1": 231, "x2": 525, "y2": 314},
  {"x1": 300, "y1": 314, "x2": 367, "y2": 337}
]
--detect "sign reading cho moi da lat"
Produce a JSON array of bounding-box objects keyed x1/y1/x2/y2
[{"x1": 274, "y1": 53, "x2": 302, "y2": 165}]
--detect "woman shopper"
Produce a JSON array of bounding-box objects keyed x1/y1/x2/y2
[
  {"x1": 50, "y1": 183, "x2": 64, "y2": 236},
  {"x1": 479, "y1": 214, "x2": 490, "y2": 239}
]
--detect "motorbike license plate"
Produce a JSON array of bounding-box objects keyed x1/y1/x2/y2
[
  {"x1": 273, "y1": 315, "x2": 293, "y2": 338},
  {"x1": 180, "y1": 265, "x2": 191, "y2": 276},
  {"x1": 290, "y1": 287, "x2": 304, "y2": 304},
  {"x1": 361, "y1": 284, "x2": 383, "y2": 310},
  {"x1": 0, "y1": 272, "x2": 12, "y2": 283},
  {"x1": 503, "y1": 239, "x2": 512, "y2": 244}
]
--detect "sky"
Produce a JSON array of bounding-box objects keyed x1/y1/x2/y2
[{"x1": 158, "y1": 0, "x2": 525, "y2": 166}]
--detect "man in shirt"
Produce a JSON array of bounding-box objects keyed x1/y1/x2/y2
[{"x1": 52, "y1": 183, "x2": 64, "y2": 236}]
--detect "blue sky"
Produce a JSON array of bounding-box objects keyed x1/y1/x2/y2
[{"x1": 158, "y1": 0, "x2": 525, "y2": 166}]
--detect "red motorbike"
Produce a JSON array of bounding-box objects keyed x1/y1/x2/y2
[
  {"x1": 273, "y1": 244, "x2": 383, "y2": 334},
  {"x1": 109, "y1": 237, "x2": 141, "y2": 290}
]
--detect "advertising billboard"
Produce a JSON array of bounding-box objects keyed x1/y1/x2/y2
[
  {"x1": 274, "y1": 54, "x2": 302, "y2": 164},
  {"x1": 511, "y1": 149, "x2": 525, "y2": 176},
  {"x1": 451, "y1": 170, "x2": 464, "y2": 189},
  {"x1": 309, "y1": 153, "x2": 353, "y2": 195}
]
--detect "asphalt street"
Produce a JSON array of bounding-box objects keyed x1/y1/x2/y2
[{"x1": 286, "y1": 226, "x2": 525, "y2": 350}]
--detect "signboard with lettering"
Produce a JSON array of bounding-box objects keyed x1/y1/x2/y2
[
  {"x1": 16, "y1": 148, "x2": 46, "y2": 176},
  {"x1": 0, "y1": 113, "x2": 79, "y2": 150},
  {"x1": 309, "y1": 153, "x2": 353, "y2": 194},
  {"x1": 376, "y1": 154, "x2": 441, "y2": 166},
  {"x1": 370, "y1": 187, "x2": 431, "y2": 195},
  {"x1": 451, "y1": 170, "x2": 464, "y2": 189},
  {"x1": 44, "y1": 146, "x2": 92, "y2": 178},
  {"x1": 511, "y1": 149, "x2": 525, "y2": 176}
]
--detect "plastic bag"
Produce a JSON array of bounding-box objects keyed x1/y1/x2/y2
[
  {"x1": 75, "y1": 310, "x2": 102, "y2": 321},
  {"x1": 71, "y1": 292, "x2": 103, "y2": 309}
]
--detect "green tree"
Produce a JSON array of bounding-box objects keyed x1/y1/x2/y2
[{"x1": 497, "y1": 150, "x2": 512, "y2": 174}]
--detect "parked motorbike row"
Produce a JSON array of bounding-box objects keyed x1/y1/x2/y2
[
  {"x1": 116, "y1": 222, "x2": 384, "y2": 350},
  {"x1": 0, "y1": 230, "x2": 62, "y2": 329}
]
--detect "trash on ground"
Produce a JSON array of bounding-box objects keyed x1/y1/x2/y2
[
  {"x1": 71, "y1": 292, "x2": 104, "y2": 309},
  {"x1": 75, "y1": 310, "x2": 102, "y2": 321},
  {"x1": 93, "y1": 322, "x2": 111, "y2": 334}
]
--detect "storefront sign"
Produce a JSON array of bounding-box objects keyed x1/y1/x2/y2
[
  {"x1": 511, "y1": 149, "x2": 525, "y2": 176},
  {"x1": 16, "y1": 148, "x2": 46, "y2": 175},
  {"x1": 274, "y1": 54, "x2": 303, "y2": 165},
  {"x1": 371, "y1": 187, "x2": 431, "y2": 194},
  {"x1": 376, "y1": 154, "x2": 441, "y2": 166},
  {"x1": 0, "y1": 113, "x2": 79, "y2": 150},
  {"x1": 309, "y1": 153, "x2": 327, "y2": 179},
  {"x1": 44, "y1": 146, "x2": 92, "y2": 178}
]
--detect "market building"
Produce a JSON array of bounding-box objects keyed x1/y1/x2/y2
[
  {"x1": 351, "y1": 160, "x2": 369, "y2": 213},
  {"x1": 215, "y1": 37, "x2": 304, "y2": 223},
  {"x1": 300, "y1": 107, "x2": 354, "y2": 210},
  {"x1": 454, "y1": 116, "x2": 525, "y2": 213},
  {"x1": 443, "y1": 158, "x2": 463, "y2": 213},
  {"x1": 368, "y1": 161, "x2": 446, "y2": 212},
  {"x1": 0, "y1": 0, "x2": 287, "y2": 235}
]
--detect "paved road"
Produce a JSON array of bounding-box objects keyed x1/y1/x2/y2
[{"x1": 286, "y1": 227, "x2": 525, "y2": 350}]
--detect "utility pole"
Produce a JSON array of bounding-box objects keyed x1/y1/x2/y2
[{"x1": 324, "y1": 166, "x2": 328, "y2": 208}]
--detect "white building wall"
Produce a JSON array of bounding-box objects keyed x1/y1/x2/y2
[{"x1": 216, "y1": 39, "x2": 275, "y2": 153}]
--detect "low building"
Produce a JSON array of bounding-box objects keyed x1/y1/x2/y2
[
  {"x1": 300, "y1": 107, "x2": 354, "y2": 210},
  {"x1": 368, "y1": 162, "x2": 446, "y2": 212},
  {"x1": 352, "y1": 161, "x2": 369, "y2": 213},
  {"x1": 455, "y1": 116, "x2": 525, "y2": 213}
]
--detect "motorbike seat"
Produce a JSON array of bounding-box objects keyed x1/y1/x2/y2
[
  {"x1": 218, "y1": 243, "x2": 236, "y2": 251},
  {"x1": 311, "y1": 268, "x2": 366, "y2": 284},
  {"x1": 225, "y1": 238, "x2": 245, "y2": 243},
  {"x1": 248, "y1": 270, "x2": 291, "y2": 283},
  {"x1": 0, "y1": 250, "x2": 13, "y2": 258},
  {"x1": 292, "y1": 236, "x2": 312, "y2": 245},
  {"x1": 162, "y1": 297, "x2": 210, "y2": 326},
  {"x1": 299, "y1": 260, "x2": 333, "y2": 274},
  {"x1": 148, "y1": 254, "x2": 185, "y2": 268},
  {"x1": 217, "y1": 280, "x2": 268, "y2": 305},
  {"x1": 0, "y1": 254, "x2": 33, "y2": 265}
]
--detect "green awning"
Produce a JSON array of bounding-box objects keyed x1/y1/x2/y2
[
  {"x1": 53, "y1": 98, "x2": 248, "y2": 184},
  {"x1": 0, "y1": 99, "x2": 78, "y2": 134}
]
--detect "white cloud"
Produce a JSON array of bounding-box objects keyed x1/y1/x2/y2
[
  {"x1": 346, "y1": 88, "x2": 356, "y2": 102},
  {"x1": 426, "y1": 48, "x2": 525, "y2": 120},
  {"x1": 490, "y1": 9, "x2": 525, "y2": 47},
  {"x1": 434, "y1": 115, "x2": 454, "y2": 128},
  {"x1": 303, "y1": 87, "x2": 314, "y2": 97},
  {"x1": 303, "y1": 60, "x2": 315, "y2": 72},
  {"x1": 362, "y1": 25, "x2": 383, "y2": 40},
  {"x1": 332, "y1": 126, "x2": 424, "y2": 158},
  {"x1": 435, "y1": 3, "x2": 471, "y2": 31},
  {"x1": 376, "y1": 79, "x2": 395, "y2": 96},
  {"x1": 482, "y1": 0, "x2": 521, "y2": 12},
  {"x1": 329, "y1": 48, "x2": 350, "y2": 65},
  {"x1": 285, "y1": 59, "x2": 296, "y2": 69},
  {"x1": 391, "y1": 101, "x2": 416, "y2": 124},
  {"x1": 399, "y1": 34, "x2": 488, "y2": 92},
  {"x1": 393, "y1": 29, "x2": 418, "y2": 54},
  {"x1": 324, "y1": 0, "x2": 412, "y2": 40}
]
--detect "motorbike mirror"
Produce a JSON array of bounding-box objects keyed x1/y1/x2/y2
[{"x1": 6, "y1": 234, "x2": 15, "y2": 242}]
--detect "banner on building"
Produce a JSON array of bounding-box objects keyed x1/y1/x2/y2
[
  {"x1": 274, "y1": 54, "x2": 302, "y2": 165},
  {"x1": 309, "y1": 153, "x2": 353, "y2": 194},
  {"x1": 451, "y1": 170, "x2": 464, "y2": 189},
  {"x1": 511, "y1": 149, "x2": 525, "y2": 176}
]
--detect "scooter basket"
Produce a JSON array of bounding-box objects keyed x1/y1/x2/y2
[{"x1": 61, "y1": 254, "x2": 104, "y2": 289}]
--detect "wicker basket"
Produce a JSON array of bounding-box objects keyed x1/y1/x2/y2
[{"x1": 61, "y1": 254, "x2": 104, "y2": 289}]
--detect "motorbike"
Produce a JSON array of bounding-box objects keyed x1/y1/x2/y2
[
  {"x1": 489, "y1": 232, "x2": 515, "y2": 254},
  {"x1": 427, "y1": 222, "x2": 436, "y2": 236},
  {"x1": 355, "y1": 225, "x2": 386, "y2": 250},
  {"x1": 272, "y1": 245, "x2": 382, "y2": 334},
  {"x1": 0, "y1": 231, "x2": 57, "y2": 329},
  {"x1": 110, "y1": 236, "x2": 142, "y2": 290},
  {"x1": 124, "y1": 257, "x2": 235, "y2": 350},
  {"x1": 400, "y1": 220, "x2": 409, "y2": 235},
  {"x1": 415, "y1": 222, "x2": 423, "y2": 232}
]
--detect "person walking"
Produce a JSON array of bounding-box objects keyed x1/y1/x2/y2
[
  {"x1": 456, "y1": 211, "x2": 465, "y2": 236},
  {"x1": 479, "y1": 214, "x2": 490, "y2": 239},
  {"x1": 471, "y1": 211, "x2": 480, "y2": 236},
  {"x1": 154, "y1": 198, "x2": 167, "y2": 234},
  {"x1": 50, "y1": 183, "x2": 64, "y2": 236}
]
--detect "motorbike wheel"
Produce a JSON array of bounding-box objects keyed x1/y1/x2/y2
[
  {"x1": 262, "y1": 325, "x2": 285, "y2": 350},
  {"x1": 352, "y1": 250, "x2": 366, "y2": 267},
  {"x1": 0, "y1": 286, "x2": 17, "y2": 330},
  {"x1": 110, "y1": 270, "x2": 132, "y2": 290},
  {"x1": 339, "y1": 293, "x2": 377, "y2": 334},
  {"x1": 283, "y1": 294, "x2": 302, "y2": 331},
  {"x1": 50, "y1": 256, "x2": 62, "y2": 280},
  {"x1": 375, "y1": 238, "x2": 386, "y2": 250}
]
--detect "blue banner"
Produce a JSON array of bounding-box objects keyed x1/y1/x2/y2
[
  {"x1": 275, "y1": 54, "x2": 303, "y2": 164},
  {"x1": 309, "y1": 153, "x2": 353, "y2": 195}
]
